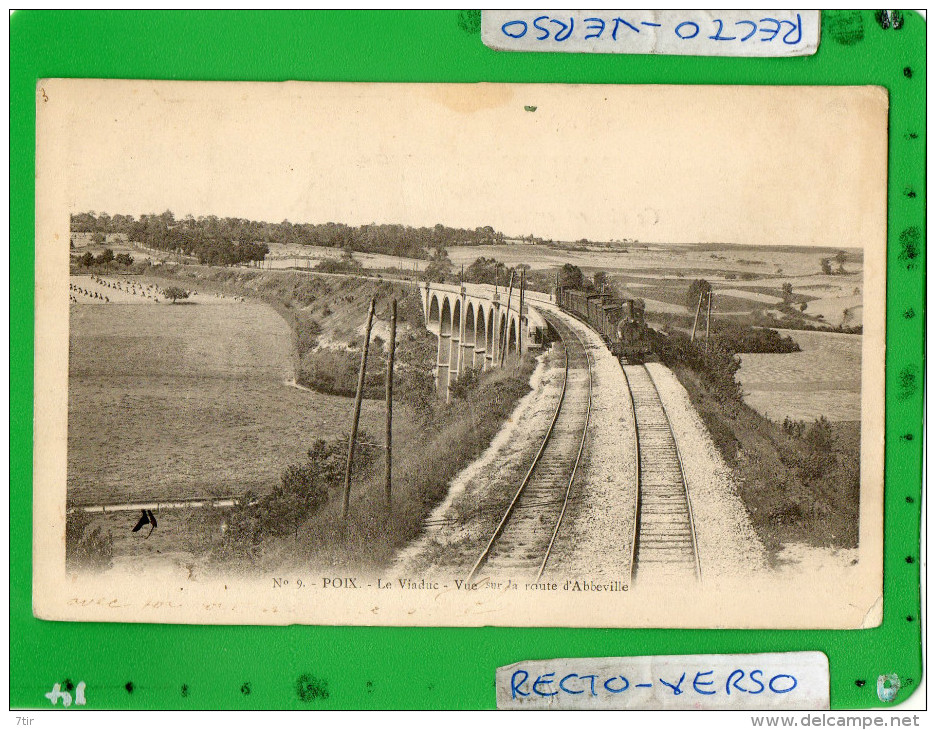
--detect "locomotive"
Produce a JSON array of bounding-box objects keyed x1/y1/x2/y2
[{"x1": 556, "y1": 284, "x2": 654, "y2": 362}]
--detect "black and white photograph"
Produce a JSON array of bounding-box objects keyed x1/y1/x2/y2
[{"x1": 34, "y1": 80, "x2": 886, "y2": 627}]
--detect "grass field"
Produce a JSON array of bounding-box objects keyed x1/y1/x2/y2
[
  {"x1": 68, "y1": 298, "x2": 385, "y2": 505},
  {"x1": 68, "y1": 266, "x2": 541, "y2": 576},
  {"x1": 737, "y1": 330, "x2": 862, "y2": 422}
]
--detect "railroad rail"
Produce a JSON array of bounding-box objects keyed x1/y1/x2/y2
[
  {"x1": 466, "y1": 311, "x2": 592, "y2": 582},
  {"x1": 622, "y1": 364, "x2": 702, "y2": 584}
]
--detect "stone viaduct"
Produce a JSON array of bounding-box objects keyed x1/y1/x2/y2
[{"x1": 421, "y1": 281, "x2": 551, "y2": 399}]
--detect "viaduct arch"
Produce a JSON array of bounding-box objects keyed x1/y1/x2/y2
[{"x1": 421, "y1": 282, "x2": 549, "y2": 400}]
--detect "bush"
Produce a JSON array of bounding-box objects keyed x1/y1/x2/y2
[
  {"x1": 657, "y1": 333, "x2": 741, "y2": 403},
  {"x1": 714, "y1": 324, "x2": 800, "y2": 354},
  {"x1": 212, "y1": 436, "x2": 364, "y2": 562},
  {"x1": 314, "y1": 257, "x2": 362, "y2": 274},
  {"x1": 65, "y1": 510, "x2": 114, "y2": 572}
]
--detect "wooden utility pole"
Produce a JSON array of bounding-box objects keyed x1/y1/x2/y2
[
  {"x1": 690, "y1": 289, "x2": 705, "y2": 343},
  {"x1": 384, "y1": 299, "x2": 397, "y2": 511},
  {"x1": 500, "y1": 271, "x2": 515, "y2": 366},
  {"x1": 342, "y1": 295, "x2": 376, "y2": 523},
  {"x1": 704, "y1": 291, "x2": 713, "y2": 352},
  {"x1": 517, "y1": 269, "x2": 525, "y2": 367}
]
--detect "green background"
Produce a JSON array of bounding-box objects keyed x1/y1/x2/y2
[{"x1": 10, "y1": 10, "x2": 925, "y2": 710}]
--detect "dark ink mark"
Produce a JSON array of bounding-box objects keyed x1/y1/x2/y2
[
  {"x1": 901, "y1": 432, "x2": 914, "y2": 440},
  {"x1": 240, "y1": 682, "x2": 251, "y2": 696},
  {"x1": 524, "y1": 106, "x2": 537, "y2": 112},
  {"x1": 181, "y1": 684, "x2": 189, "y2": 698},
  {"x1": 903, "y1": 307, "x2": 915, "y2": 319},
  {"x1": 906, "y1": 132, "x2": 918, "y2": 140},
  {"x1": 131, "y1": 508, "x2": 158, "y2": 537},
  {"x1": 825, "y1": 10, "x2": 864, "y2": 45},
  {"x1": 125, "y1": 681, "x2": 134, "y2": 694},
  {"x1": 296, "y1": 674, "x2": 330, "y2": 702},
  {"x1": 898, "y1": 365, "x2": 918, "y2": 400},
  {"x1": 905, "y1": 556, "x2": 914, "y2": 564},
  {"x1": 63, "y1": 679, "x2": 74, "y2": 692},
  {"x1": 904, "y1": 186, "x2": 916, "y2": 198},
  {"x1": 906, "y1": 496, "x2": 914, "y2": 503},
  {"x1": 905, "y1": 677, "x2": 914, "y2": 685},
  {"x1": 855, "y1": 679, "x2": 866, "y2": 687},
  {"x1": 903, "y1": 66, "x2": 913, "y2": 79},
  {"x1": 366, "y1": 680, "x2": 374, "y2": 695},
  {"x1": 906, "y1": 615, "x2": 914, "y2": 622},
  {"x1": 898, "y1": 227, "x2": 921, "y2": 270},
  {"x1": 457, "y1": 10, "x2": 481, "y2": 34},
  {"x1": 427, "y1": 683, "x2": 435, "y2": 691},
  {"x1": 875, "y1": 10, "x2": 905, "y2": 29}
]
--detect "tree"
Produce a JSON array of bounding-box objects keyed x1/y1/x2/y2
[
  {"x1": 425, "y1": 247, "x2": 453, "y2": 284},
  {"x1": 91, "y1": 232, "x2": 105, "y2": 245},
  {"x1": 686, "y1": 279, "x2": 712, "y2": 312},
  {"x1": 96, "y1": 248, "x2": 114, "y2": 265},
  {"x1": 781, "y1": 282, "x2": 794, "y2": 303},
  {"x1": 163, "y1": 286, "x2": 190, "y2": 303},
  {"x1": 79, "y1": 252, "x2": 94, "y2": 268},
  {"x1": 114, "y1": 253, "x2": 134, "y2": 267},
  {"x1": 559, "y1": 263, "x2": 584, "y2": 290},
  {"x1": 820, "y1": 258, "x2": 833, "y2": 275},
  {"x1": 592, "y1": 270, "x2": 609, "y2": 292},
  {"x1": 799, "y1": 302, "x2": 808, "y2": 312},
  {"x1": 835, "y1": 250, "x2": 847, "y2": 273}
]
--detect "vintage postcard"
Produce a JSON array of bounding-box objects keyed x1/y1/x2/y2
[{"x1": 34, "y1": 80, "x2": 886, "y2": 627}]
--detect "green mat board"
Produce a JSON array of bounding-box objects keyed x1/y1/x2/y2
[{"x1": 10, "y1": 10, "x2": 924, "y2": 710}]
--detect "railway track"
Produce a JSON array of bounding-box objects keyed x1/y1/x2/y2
[
  {"x1": 466, "y1": 312, "x2": 592, "y2": 582},
  {"x1": 622, "y1": 364, "x2": 702, "y2": 584}
]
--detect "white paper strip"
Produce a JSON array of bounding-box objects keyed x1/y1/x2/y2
[
  {"x1": 482, "y1": 10, "x2": 819, "y2": 57},
  {"x1": 497, "y1": 652, "x2": 830, "y2": 710}
]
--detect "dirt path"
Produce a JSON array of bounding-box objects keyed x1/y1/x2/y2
[{"x1": 393, "y1": 349, "x2": 562, "y2": 575}]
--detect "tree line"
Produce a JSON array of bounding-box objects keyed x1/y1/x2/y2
[{"x1": 71, "y1": 211, "x2": 508, "y2": 263}]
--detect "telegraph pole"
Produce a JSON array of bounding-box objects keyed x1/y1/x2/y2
[
  {"x1": 517, "y1": 269, "x2": 525, "y2": 367},
  {"x1": 500, "y1": 271, "x2": 515, "y2": 367},
  {"x1": 384, "y1": 299, "x2": 397, "y2": 511},
  {"x1": 704, "y1": 291, "x2": 713, "y2": 353},
  {"x1": 342, "y1": 296, "x2": 376, "y2": 523},
  {"x1": 690, "y1": 289, "x2": 705, "y2": 343}
]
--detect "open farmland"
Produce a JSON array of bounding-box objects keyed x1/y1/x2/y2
[
  {"x1": 737, "y1": 330, "x2": 862, "y2": 422},
  {"x1": 68, "y1": 293, "x2": 384, "y2": 505}
]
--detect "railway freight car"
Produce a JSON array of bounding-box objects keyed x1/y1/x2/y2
[{"x1": 556, "y1": 284, "x2": 653, "y2": 362}]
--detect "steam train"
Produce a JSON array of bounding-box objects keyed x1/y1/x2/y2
[{"x1": 556, "y1": 285, "x2": 654, "y2": 362}]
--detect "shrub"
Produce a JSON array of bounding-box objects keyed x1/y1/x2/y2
[
  {"x1": 212, "y1": 436, "x2": 365, "y2": 562},
  {"x1": 314, "y1": 257, "x2": 362, "y2": 274}
]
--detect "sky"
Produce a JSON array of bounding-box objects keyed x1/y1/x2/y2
[{"x1": 39, "y1": 80, "x2": 888, "y2": 247}]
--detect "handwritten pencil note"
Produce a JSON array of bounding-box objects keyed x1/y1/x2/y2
[
  {"x1": 496, "y1": 652, "x2": 829, "y2": 710},
  {"x1": 482, "y1": 10, "x2": 820, "y2": 57}
]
